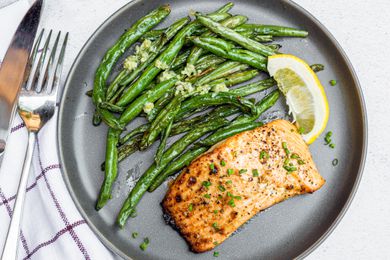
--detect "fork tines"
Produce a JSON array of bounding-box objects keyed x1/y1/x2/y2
[{"x1": 25, "y1": 29, "x2": 68, "y2": 96}]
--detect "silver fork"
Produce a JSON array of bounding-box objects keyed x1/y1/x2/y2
[{"x1": 1, "y1": 29, "x2": 68, "y2": 260}]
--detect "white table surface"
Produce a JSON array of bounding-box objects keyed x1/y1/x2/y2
[{"x1": 1, "y1": 0, "x2": 389, "y2": 259}]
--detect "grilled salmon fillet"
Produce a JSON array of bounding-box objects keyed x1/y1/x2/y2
[{"x1": 162, "y1": 119, "x2": 325, "y2": 253}]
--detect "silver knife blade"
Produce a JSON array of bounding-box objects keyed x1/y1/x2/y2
[{"x1": 0, "y1": 0, "x2": 42, "y2": 155}]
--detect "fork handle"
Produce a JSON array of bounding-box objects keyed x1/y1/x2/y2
[{"x1": 1, "y1": 132, "x2": 35, "y2": 260}]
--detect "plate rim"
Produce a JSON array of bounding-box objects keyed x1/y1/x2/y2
[{"x1": 57, "y1": 0, "x2": 368, "y2": 259}]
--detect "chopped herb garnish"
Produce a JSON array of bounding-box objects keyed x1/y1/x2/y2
[
  {"x1": 298, "y1": 127, "x2": 305, "y2": 134},
  {"x1": 283, "y1": 165, "x2": 297, "y2": 172},
  {"x1": 284, "y1": 158, "x2": 290, "y2": 165},
  {"x1": 330, "y1": 79, "x2": 337, "y2": 86},
  {"x1": 260, "y1": 150, "x2": 269, "y2": 159},
  {"x1": 218, "y1": 195, "x2": 223, "y2": 200},
  {"x1": 213, "y1": 210, "x2": 218, "y2": 214},
  {"x1": 325, "y1": 131, "x2": 332, "y2": 144},
  {"x1": 132, "y1": 232, "x2": 138, "y2": 239},
  {"x1": 220, "y1": 160, "x2": 226, "y2": 167},
  {"x1": 139, "y1": 238, "x2": 150, "y2": 251},
  {"x1": 227, "y1": 169, "x2": 234, "y2": 176},
  {"x1": 204, "y1": 194, "x2": 211, "y2": 199},
  {"x1": 209, "y1": 163, "x2": 215, "y2": 170},
  {"x1": 291, "y1": 153, "x2": 300, "y2": 159},
  {"x1": 329, "y1": 143, "x2": 335, "y2": 149},
  {"x1": 188, "y1": 203, "x2": 193, "y2": 211},
  {"x1": 212, "y1": 222, "x2": 219, "y2": 230},
  {"x1": 239, "y1": 169, "x2": 247, "y2": 174},
  {"x1": 213, "y1": 241, "x2": 219, "y2": 246},
  {"x1": 213, "y1": 251, "x2": 220, "y2": 257},
  {"x1": 202, "y1": 181, "x2": 212, "y2": 189},
  {"x1": 234, "y1": 196, "x2": 242, "y2": 200},
  {"x1": 252, "y1": 169, "x2": 259, "y2": 177},
  {"x1": 218, "y1": 185, "x2": 226, "y2": 192},
  {"x1": 282, "y1": 142, "x2": 290, "y2": 155},
  {"x1": 226, "y1": 180, "x2": 232, "y2": 185},
  {"x1": 228, "y1": 199, "x2": 236, "y2": 207},
  {"x1": 298, "y1": 159, "x2": 305, "y2": 165},
  {"x1": 332, "y1": 158, "x2": 339, "y2": 166}
]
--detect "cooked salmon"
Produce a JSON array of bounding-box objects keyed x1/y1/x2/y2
[{"x1": 162, "y1": 119, "x2": 325, "y2": 253}]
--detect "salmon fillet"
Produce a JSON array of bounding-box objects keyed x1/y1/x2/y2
[{"x1": 162, "y1": 119, "x2": 325, "y2": 253}]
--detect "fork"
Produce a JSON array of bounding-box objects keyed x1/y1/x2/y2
[{"x1": 1, "y1": 29, "x2": 68, "y2": 260}]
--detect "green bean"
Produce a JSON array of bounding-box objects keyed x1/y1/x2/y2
[
  {"x1": 96, "y1": 128, "x2": 121, "y2": 210},
  {"x1": 254, "y1": 35, "x2": 273, "y2": 42},
  {"x1": 140, "y1": 95, "x2": 183, "y2": 150},
  {"x1": 198, "y1": 90, "x2": 280, "y2": 146},
  {"x1": 206, "y1": 69, "x2": 260, "y2": 89},
  {"x1": 230, "y1": 78, "x2": 276, "y2": 96},
  {"x1": 106, "y1": 17, "x2": 190, "y2": 102},
  {"x1": 148, "y1": 146, "x2": 208, "y2": 191},
  {"x1": 101, "y1": 135, "x2": 142, "y2": 171},
  {"x1": 85, "y1": 89, "x2": 93, "y2": 97},
  {"x1": 310, "y1": 64, "x2": 325, "y2": 73},
  {"x1": 187, "y1": 15, "x2": 248, "y2": 65},
  {"x1": 92, "y1": 109, "x2": 102, "y2": 126},
  {"x1": 119, "y1": 78, "x2": 178, "y2": 125},
  {"x1": 93, "y1": 5, "x2": 170, "y2": 108},
  {"x1": 155, "y1": 119, "x2": 173, "y2": 165},
  {"x1": 235, "y1": 24, "x2": 308, "y2": 37},
  {"x1": 141, "y1": 29, "x2": 165, "y2": 41},
  {"x1": 117, "y1": 117, "x2": 229, "y2": 227},
  {"x1": 119, "y1": 123, "x2": 150, "y2": 146},
  {"x1": 190, "y1": 36, "x2": 267, "y2": 71},
  {"x1": 146, "y1": 91, "x2": 174, "y2": 122},
  {"x1": 171, "y1": 50, "x2": 191, "y2": 71},
  {"x1": 116, "y1": 11, "x2": 233, "y2": 107},
  {"x1": 99, "y1": 110, "x2": 125, "y2": 130},
  {"x1": 266, "y1": 43, "x2": 282, "y2": 51},
  {"x1": 195, "y1": 61, "x2": 249, "y2": 86},
  {"x1": 175, "y1": 91, "x2": 258, "y2": 120},
  {"x1": 195, "y1": 13, "x2": 276, "y2": 57},
  {"x1": 99, "y1": 102, "x2": 125, "y2": 113},
  {"x1": 195, "y1": 55, "x2": 226, "y2": 71}
]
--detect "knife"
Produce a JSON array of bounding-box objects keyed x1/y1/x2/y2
[{"x1": 0, "y1": 0, "x2": 42, "y2": 158}]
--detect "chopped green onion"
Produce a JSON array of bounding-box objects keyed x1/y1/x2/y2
[
  {"x1": 298, "y1": 127, "x2": 305, "y2": 134},
  {"x1": 252, "y1": 169, "x2": 259, "y2": 177},
  {"x1": 212, "y1": 222, "x2": 219, "y2": 230},
  {"x1": 282, "y1": 142, "x2": 290, "y2": 155},
  {"x1": 228, "y1": 199, "x2": 235, "y2": 207},
  {"x1": 132, "y1": 232, "x2": 138, "y2": 239},
  {"x1": 213, "y1": 210, "x2": 218, "y2": 214},
  {"x1": 213, "y1": 251, "x2": 220, "y2": 257},
  {"x1": 330, "y1": 79, "x2": 337, "y2": 86},
  {"x1": 227, "y1": 169, "x2": 234, "y2": 176},
  {"x1": 202, "y1": 181, "x2": 212, "y2": 189},
  {"x1": 188, "y1": 203, "x2": 193, "y2": 211},
  {"x1": 140, "y1": 238, "x2": 150, "y2": 251},
  {"x1": 260, "y1": 150, "x2": 269, "y2": 159},
  {"x1": 239, "y1": 169, "x2": 247, "y2": 174},
  {"x1": 283, "y1": 165, "x2": 297, "y2": 172},
  {"x1": 218, "y1": 185, "x2": 226, "y2": 192},
  {"x1": 329, "y1": 143, "x2": 335, "y2": 149},
  {"x1": 291, "y1": 153, "x2": 299, "y2": 159},
  {"x1": 204, "y1": 194, "x2": 211, "y2": 199},
  {"x1": 226, "y1": 180, "x2": 232, "y2": 185},
  {"x1": 298, "y1": 159, "x2": 305, "y2": 165},
  {"x1": 220, "y1": 160, "x2": 226, "y2": 167},
  {"x1": 209, "y1": 163, "x2": 215, "y2": 170}
]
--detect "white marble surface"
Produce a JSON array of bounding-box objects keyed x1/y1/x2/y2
[{"x1": 1, "y1": 0, "x2": 389, "y2": 259}]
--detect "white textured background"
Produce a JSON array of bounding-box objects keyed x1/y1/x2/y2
[{"x1": 1, "y1": 0, "x2": 389, "y2": 259}]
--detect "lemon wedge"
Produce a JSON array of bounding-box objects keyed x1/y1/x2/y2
[{"x1": 267, "y1": 54, "x2": 329, "y2": 144}]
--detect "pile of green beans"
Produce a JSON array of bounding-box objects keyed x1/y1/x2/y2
[{"x1": 89, "y1": 2, "x2": 316, "y2": 227}]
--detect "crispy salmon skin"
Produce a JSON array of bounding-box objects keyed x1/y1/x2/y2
[{"x1": 162, "y1": 119, "x2": 325, "y2": 253}]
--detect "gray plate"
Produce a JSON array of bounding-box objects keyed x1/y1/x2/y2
[{"x1": 57, "y1": 0, "x2": 367, "y2": 259}]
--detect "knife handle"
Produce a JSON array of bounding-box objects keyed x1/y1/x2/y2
[{"x1": 1, "y1": 131, "x2": 35, "y2": 260}]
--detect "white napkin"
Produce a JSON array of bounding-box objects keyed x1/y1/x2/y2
[{"x1": 0, "y1": 2, "x2": 118, "y2": 259}]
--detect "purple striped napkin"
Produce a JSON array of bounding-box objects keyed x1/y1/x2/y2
[{"x1": 0, "y1": 113, "x2": 119, "y2": 259}]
